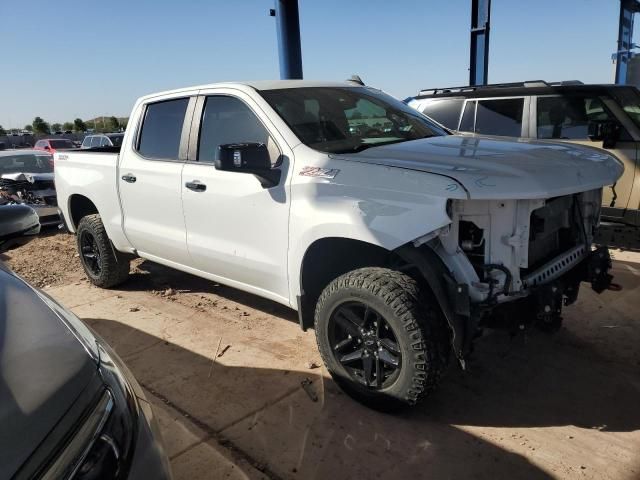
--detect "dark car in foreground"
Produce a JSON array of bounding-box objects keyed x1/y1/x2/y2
[{"x1": 0, "y1": 205, "x2": 172, "y2": 479}]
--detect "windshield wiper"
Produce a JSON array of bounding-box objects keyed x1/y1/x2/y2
[{"x1": 335, "y1": 137, "x2": 435, "y2": 154}]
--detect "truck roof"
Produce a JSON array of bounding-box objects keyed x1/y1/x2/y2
[{"x1": 139, "y1": 80, "x2": 362, "y2": 102}]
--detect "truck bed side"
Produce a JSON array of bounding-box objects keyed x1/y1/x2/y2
[{"x1": 54, "y1": 150, "x2": 132, "y2": 252}]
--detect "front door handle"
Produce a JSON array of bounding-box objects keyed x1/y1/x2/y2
[
  {"x1": 185, "y1": 181, "x2": 207, "y2": 192},
  {"x1": 121, "y1": 174, "x2": 137, "y2": 183}
]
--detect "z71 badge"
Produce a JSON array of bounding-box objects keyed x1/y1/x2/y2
[{"x1": 299, "y1": 166, "x2": 340, "y2": 179}]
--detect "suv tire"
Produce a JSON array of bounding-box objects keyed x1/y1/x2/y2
[
  {"x1": 76, "y1": 214, "x2": 130, "y2": 288},
  {"x1": 314, "y1": 267, "x2": 449, "y2": 411}
]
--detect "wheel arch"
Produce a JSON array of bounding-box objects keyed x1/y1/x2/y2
[
  {"x1": 68, "y1": 194, "x2": 99, "y2": 230},
  {"x1": 297, "y1": 237, "x2": 396, "y2": 330}
]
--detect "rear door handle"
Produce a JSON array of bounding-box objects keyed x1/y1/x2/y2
[
  {"x1": 185, "y1": 181, "x2": 207, "y2": 192},
  {"x1": 121, "y1": 174, "x2": 136, "y2": 183}
]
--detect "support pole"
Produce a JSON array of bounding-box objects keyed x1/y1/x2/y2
[
  {"x1": 270, "y1": 0, "x2": 303, "y2": 79},
  {"x1": 469, "y1": 0, "x2": 491, "y2": 86},
  {"x1": 615, "y1": 0, "x2": 639, "y2": 84}
]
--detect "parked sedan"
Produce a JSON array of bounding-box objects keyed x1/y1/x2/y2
[
  {"x1": 0, "y1": 150, "x2": 60, "y2": 226},
  {"x1": 0, "y1": 205, "x2": 172, "y2": 479}
]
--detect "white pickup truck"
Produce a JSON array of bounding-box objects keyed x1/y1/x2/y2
[{"x1": 55, "y1": 80, "x2": 623, "y2": 410}]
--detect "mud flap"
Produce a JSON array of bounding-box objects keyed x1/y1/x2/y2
[{"x1": 396, "y1": 245, "x2": 471, "y2": 368}]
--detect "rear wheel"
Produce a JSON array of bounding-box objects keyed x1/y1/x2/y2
[
  {"x1": 76, "y1": 214, "x2": 130, "y2": 288},
  {"x1": 314, "y1": 267, "x2": 449, "y2": 411}
]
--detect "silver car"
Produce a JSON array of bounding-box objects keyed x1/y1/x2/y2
[{"x1": 0, "y1": 150, "x2": 60, "y2": 226}]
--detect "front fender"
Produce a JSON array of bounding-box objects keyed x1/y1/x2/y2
[{"x1": 287, "y1": 153, "x2": 466, "y2": 301}]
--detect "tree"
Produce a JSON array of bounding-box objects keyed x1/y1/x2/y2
[
  {"x1": 73, "y1": 118, "x2": 87, "y2": 132},
  {"x1": 51, "y1": 123, "x2": 62, "y2": 132},
  {"x1": 32, "y1": 117, "x2": 50, "y2": 135},
  {"x1": 62, "y1": 122, "x2": 74, "y2": 131},
  {"x1": 108, "y1": 116, "x2": 119, "y2": 131},
  {"x1": 24, "y1": 125, "x2": 33, "y2": 132},
  {"x1": 0, "y1": 125, "x2": 5, "y2": 136}
]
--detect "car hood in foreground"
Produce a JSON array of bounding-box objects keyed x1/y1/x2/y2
[
  {"x1": 333, "y1": 135, "x2": 624, "y2": 199},
  {"x1": 0, "y1": 266, "x2": 97, "y2": 476}
]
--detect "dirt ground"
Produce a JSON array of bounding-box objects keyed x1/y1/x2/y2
[{"x1": 3, "y1": 230, "x2": 640, "y2": 480}]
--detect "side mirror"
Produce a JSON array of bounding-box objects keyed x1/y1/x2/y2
[
  {"x1": 215, "y1": 143, "x2": 281, "y2": 188},
  {"x1": 43, "y1": 145, "x2": 51, "y2": 150},
  {"x1": 588, "y1": 120, "x2": 621, "y2": 149},
  {"x1": 0, "y1": 205, "x2": 41, "y2": 253}
]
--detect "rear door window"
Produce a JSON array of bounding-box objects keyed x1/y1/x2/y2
[
  {"x1": 537, "y1": 96, "x2": 614, "y2": 139},
  {"x1": 474, "y1": 98, "x2": 525, "y2": 136},
  {"x1": 137, "y1": 98, "x2": 189, "y2": 160},
  {"x1": 420, "y1": 99, "x2": 464, "y2": 129}
]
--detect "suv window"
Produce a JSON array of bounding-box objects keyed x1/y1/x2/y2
[
  {"x1": 138, "y1": 98, "x2": 189, "y2": 160},
  {"x1": 420, "y1": 99, "x2": 464, "y2": 129},
  {"x1": 81, "y1": 136, "x2": 92, "y2": 148},
  {"x1": 474, "y1": 98, "x2": 524, "y2": 136},
  {"x1": 537, "y1": 96, "x2": 614, "y2": 139},
  {"x1": 90, "y1": 136, "x2": 101, "y2": 148},
  {"x1": 198, "y1": 96, "x2": 270, "y2": 163}
]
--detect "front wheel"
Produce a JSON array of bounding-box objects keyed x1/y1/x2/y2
[
  {"x1": 76, "y1": 214, "x2": 130, "y2": 288},
  {"x1": 314, "y1": 267, "x2": 449, "y2": 411}
]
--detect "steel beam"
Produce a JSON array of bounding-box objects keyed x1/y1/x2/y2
[
  {"x1": 469, "y1": 0, "x2": 491, "y2": 86},
  {"x1": 270, "y1": 0, "x2": 303, "y2": 79},
  {"x1": 615, "y1": 0, "x2": 640, "y2": 84}
]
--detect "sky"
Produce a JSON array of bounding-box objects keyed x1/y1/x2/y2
[{"x1": 0, "y1": 0, "x2": 628, "y2": 128}]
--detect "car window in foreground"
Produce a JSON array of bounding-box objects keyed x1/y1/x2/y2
[
  {"x1": 260, "y1": 86, "x2": 447, "y2": 154},
  {"x1": 0, "y1": 154, "x2": 53, "y2": 174},
  {"x1": 137, "y1": 98, "x2": 189, "y2": 160}
]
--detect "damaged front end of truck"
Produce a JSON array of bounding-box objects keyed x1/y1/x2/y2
[{"x1": 399, "y1": 188, "x2": 617, "y2": 367}]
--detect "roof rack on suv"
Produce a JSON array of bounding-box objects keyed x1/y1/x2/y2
[{"x1": 417, "y1": 80, "x2": 584, "y2": 96}]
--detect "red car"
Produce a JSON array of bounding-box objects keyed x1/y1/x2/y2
[
  {"x1": 34, "y1": 138, "x2": 76, "y2": 167},
  {"x1": 34, "y1": 138, "x2": 76, "y2": 154}
]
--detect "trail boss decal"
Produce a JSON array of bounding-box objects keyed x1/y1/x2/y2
[{"x1": 299, "y1": 166, "x2": 340, "y2": 179}]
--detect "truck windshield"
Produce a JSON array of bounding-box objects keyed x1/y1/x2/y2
[
  {"x1": 260, "y1": 86, "x2": 447, "y2": 153},
  {"x1": 0, "y1": 154, "x2": 53, "y2": 174}
]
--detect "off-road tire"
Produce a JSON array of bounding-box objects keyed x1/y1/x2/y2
[
  {"x1": 76, "y1": 214, "x2": 130, "y2": 288},
  {"x1": 314, "y1": 267, "x2": 450, "y2": 411}
]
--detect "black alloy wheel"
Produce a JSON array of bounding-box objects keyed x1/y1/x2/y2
[{"x1": 329, "y1": 301, "x2": 402, "y2": 389}]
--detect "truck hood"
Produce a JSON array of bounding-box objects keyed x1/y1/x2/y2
[
  {"x1": 0, "y1": 266, "x2": 98, "y2": 476},
  {"x1": 333, "y1": 135, "x2": 624, "y2": 199}
]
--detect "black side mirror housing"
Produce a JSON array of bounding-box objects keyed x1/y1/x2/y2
[
  {"x1": 588, "y1": 120, "x2": 621, "y2": 149},
  {"x1": 215, "y1": 143, "x2": 281, "y2": 188},
  {"x1": 0, "y1": 205, "x2": 41, "y2": 253}
]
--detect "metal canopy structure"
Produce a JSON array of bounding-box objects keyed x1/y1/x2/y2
[
  {"x1": 270, "y1": 0, "x2": 303, "y2": 79},
  {"x1": 270, "y1": 1, "x2": 635, "y2": 86},
  {"x1": 469, "y1": 0, "x2": 491, "y2": 86},
  {"x1": 615, "y1": 0, "x2": 640, "y2": 84}
]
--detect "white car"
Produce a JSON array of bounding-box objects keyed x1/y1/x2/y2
[{"x1": 54, "y1": 80, "x2": 622, "y2": 410}]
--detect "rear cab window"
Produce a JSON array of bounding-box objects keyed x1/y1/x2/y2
[{"x1": 137, "y1": 98, "x2": 190, "y2": 160}]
